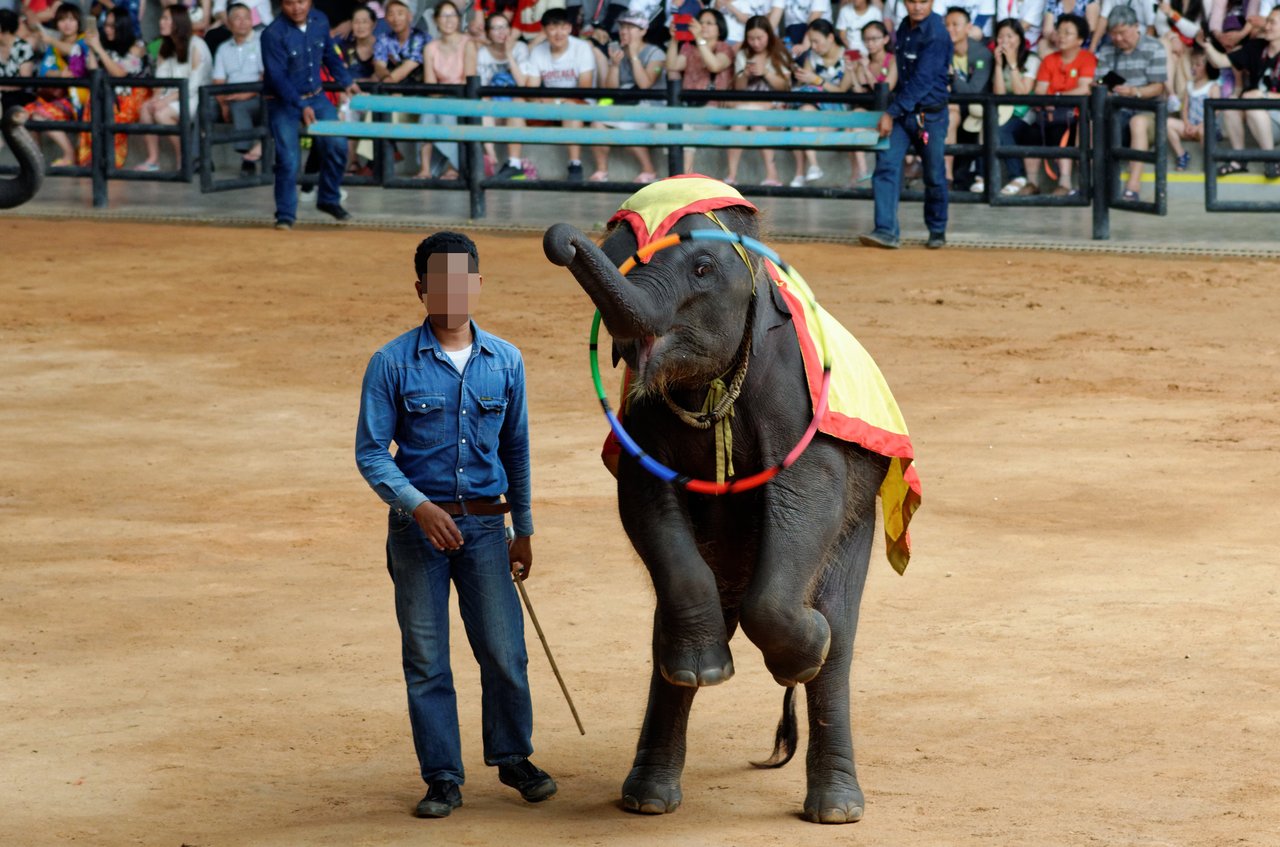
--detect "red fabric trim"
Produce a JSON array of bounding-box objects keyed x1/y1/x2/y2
[{"x1": 772, "y1": 265, "x2": 916, "y2": 467}]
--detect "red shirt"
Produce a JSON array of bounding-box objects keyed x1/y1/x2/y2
[{"x1": 1036, "y1": 50, "x2": 1098, "y2": 95}]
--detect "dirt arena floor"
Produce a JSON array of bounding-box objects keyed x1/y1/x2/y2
[{"x1": 2, "y1": 217, "x2": 1278, "y2": 847}]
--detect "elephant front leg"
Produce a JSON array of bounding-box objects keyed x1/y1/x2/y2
[
  {"x1": 620, "y1": 471, "x2": 734, "y2": 688},
  {"x1": 622, "y1": 612, "x2": 699, "y2": 814}
]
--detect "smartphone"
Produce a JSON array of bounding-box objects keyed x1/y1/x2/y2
[
  {"x1": 1101, "y1": 70, "x2": 1126, "y2": 90},
  {"x1": 845, "y1": 48, "x2": 862, "y2": 62},
  {"x1": 671, "y1": 13, "x2": 694, "y2": 42}
]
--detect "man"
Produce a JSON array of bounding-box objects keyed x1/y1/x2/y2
[
  {"x1": 769, "y1": 0, "x2": 831, "y2": 53},
  {"x1": 372, "y1": 0, "x2": 427, "y2": 84},
  {"x1": 861, "y1": 0, "x2": 953, "y2": 250},
  {"x1": 588, "y1": 11, "x2": 664, "y2": 182},
  {"x1": 355, "y1": 231, "x2": 555, "y2": 820},
  {"x1": 212, "y1": 3, "x2": 264, "y2": 177},
  {"x1": 943, "y1": 5, "x2": 992, "y2": 190},
  {"x1": 523, "y1": 7, "x2": 598, "y2": 181},
  {"x1": 1202, "y1": 7, "x2": 1280, "y2": 178},
  {"x1": 260, "y1": 0, "x2": 359, "y2": 229},
  {"x1": 1094, "y1": 4, "x2": 1166, "y2": 201}
]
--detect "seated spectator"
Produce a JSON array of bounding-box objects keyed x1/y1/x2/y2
[
  {"x1": 1094, "y1": 4, "x2": 1167, "y2": 200},
  {"x1": 725, "y1": 14, "x2": 792, "y2": 185},
  {"x1": 24, "y1": 1, "x2": 88, "y2": 167},
  {"x1": 769, "y1": 0, "x2": 831, "y2": 56},
  {"x1": 204, "y1": 0, "x2": 273, "y2": 57},
  {"x1": 1087, "y1": 0, "x2": 1158, "y2": 53},
  {"x1": 373, "y1": 0, "x2": 427, "y2": 84},
  {"x1": 1208, "y1": 0, "x2": 1259, "y2": 54},
  {"x1": 1033, "y1": 11, "x2": 1094, "y2": 194},
  {"x1": 1201, "y1": 7, "x2": 1280, "y2": 177},
  {"x1": 588, "y1": 11, "x2": 664, "y2": 182},
  {"x1": 999, "y1": 0, "x2": 1050, "y2": 52},
  {"x1": 340, "y1": 3, "x2": 379, "y2": 175},
  {"x1": 716, "y1": 0, "x2": 778, "y2": 47},
  {"x1": 81, "y1": 6, "x2": 148, "y2": 167},
  {"x1": 944, "y1": 5, "x2": 993, "y2": 191},
  {"x1": 789, "y1": 18, "x2": 852, "y2": 186},
  {"x1": 210, "y1": 3, "x2": 262, "y2": 176},
  {"x1": 416, "y1": 0, "x2": 470, "y2": 180},
  {"x1": 135, "y1": 5, "x2": 212, "y2": 171},
  {"x1": 993, "y1": 17, "x2": 1044, "y2": 194},
  {"x1": 1038, "y1": 0, "x2": 1083, "y2": 57},
  {"x1": 1157, "y1": 0, "x2": 1206, "y2": 106},
  {"x1": 0, "y1": 8, "x2": 38, "y2": 115},
  {"x1": 664, "y1": 7, "x2": 732, "y2": 173},
  {"x1": 1165, "y1": 44, "x2": 1217, "y2": 169},
  {"x1": 22, "y1": 0, "x2": 59, "y2": 29},
  {"x1": 835, "y1": 0, "x2": 882, "y2": 55},
  {"x1": 466, "y1": 9, "x2": 531, "y2": 179},
  {"x1": 522, "y1": 6, "x2": 597, "y2": 181},
  {"x1": 848, "y1": 19, "x2": 896, "y2": 90}
]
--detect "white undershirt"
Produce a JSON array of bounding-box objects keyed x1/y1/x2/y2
[{"x1": 445, "y1": 346, "x2": 472, "y2": 373}]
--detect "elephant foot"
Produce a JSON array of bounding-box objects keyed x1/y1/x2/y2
[
  {"x1": 763, "y1": 609, "x2": 831, "y2": 687},
  {"x1": 802, "y1": 783, "x2": 865, "y2": 824},
  {"x1": 622, "y1": 769, "x2": 682, "y2": 815},
  {"x1": 658, "y1": 639, "x2": 734, "y2": 688}
]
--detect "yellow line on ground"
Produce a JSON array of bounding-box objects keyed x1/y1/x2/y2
[{"x1": 1121, "y1": 170, "x2": 1279, "y2": 185}]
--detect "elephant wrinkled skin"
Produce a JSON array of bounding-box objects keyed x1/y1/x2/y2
[
  {"x1": 544, "y1": 202, "x2": 897, "y2": 824},
  {"x1": 0, "y1": 107, "x2": 44, "y2": 210}
]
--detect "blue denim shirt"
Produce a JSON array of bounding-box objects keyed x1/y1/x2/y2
[
  {"x1": 355, "y1": 320, "x2": 534, "y2": 537},
  {"x1": 887, "y1": 12, "x2": 953, "y2": 119},
  {"x1": 261, "y1": 9, "x2": 352, "y2": 111}
]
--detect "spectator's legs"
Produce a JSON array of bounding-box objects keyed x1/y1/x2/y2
[
  {"x1": 589, "y1": 121, "x2": 610, "y2": 178},
  {"x1": 726, "y1": 134, "x2": 744, "y2": 183},
  {"x1": 945, "y1": 103, "x2": 959, "y2": 182},
  {"x1": 1166, "y1": 115, "x2": 1187, "y2": 160},
  {"x1": 44, "y1": 130, "x2": 75, "y2": 166},
  {"x1": 629, "y1": 145, "x2": 655, "y2": 180},
  {"x1": 1242, "y1": 91, "x2": 1276, "y2": 151},
  {"x1": 137, "y1": 97, "x2": 161, "y2": 166},
  {"x1": 307, "y1": 96, "x2": 347, "y2": 207},
  {"x1": 758, "y1": 127, "x2": 779, "y2": 184},
  {"x1": 871, "y1": 116, "x2": 910, "y2": 239},
  {"x1": 267, "y1": 99, "x2": 301, "y2": 224},
  {"x1": 228, "y1": 96, "x2": 262, "y2": 159},
  {"x1": 564, "y1": 120, "x2": 583, "y2": 165},
  {"x1": 1125, "y1": 113, "x2": 1150, "y2": 196},
  {"x1": 921, "y1": 108, "x2": 949, "y2": 235},
  {"x1": 997, "y1": 118, "x2": 1025, "y2": 184}
]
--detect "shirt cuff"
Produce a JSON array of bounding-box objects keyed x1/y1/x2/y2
[
  {"x1": 396, "y1": 488, "x2": 429, "y2": 516},
  {"x1": 511, "y1": 508, "x2": 534, "y2": 538}
]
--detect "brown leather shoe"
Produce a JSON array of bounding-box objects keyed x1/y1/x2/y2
[{"x1": 1018, "y1": 183, "x2": 1040, "y2": 196}]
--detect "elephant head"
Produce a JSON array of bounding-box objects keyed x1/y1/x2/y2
[
  {"x1": 543, "y1": 197, "x2": 790, "y2": 399},
  {"x1": 0, "y1": 107, "x2": 45, "y2": 210}
]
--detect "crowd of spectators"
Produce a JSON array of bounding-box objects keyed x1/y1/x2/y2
[{"x1": 2, "y1": 0, "x2": 1279, "y2": 185}]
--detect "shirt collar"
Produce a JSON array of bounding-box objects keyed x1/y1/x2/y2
[{"x1": 417, "y1": 319, "x2": 493, "y2": 356}]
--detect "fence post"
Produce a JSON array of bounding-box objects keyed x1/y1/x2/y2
[
  {"x1": 666, "y1": 76, "x2": 683, "y2": 176},
  {"x1": 178, "y1": 79, "x2": 192, "y2": 182},
  {"x1": 464, "y1": 75, "x2": 485, "y2": 219},
  {"x1": 198, "y1": 85, "x2": 214, "y2": 192},
  {"x1": 1153, "y1": 95, "x2": 1168, "y2": 216},
  {"x1": 91, "y1": 69, "x2": 108, "y2": 208},
  {"x1": 1204, "y1": 101, "x2": 1217, "y2": 210},
  {"x1": 981, "y1": 92, "x2": 998, "y2": 203},
  {"x1": 873, "y1": 81, "x2": 889, "y2": 112},
  {"x1": 1090, "y1": 86, "x2": 1109, "y2": 240}
]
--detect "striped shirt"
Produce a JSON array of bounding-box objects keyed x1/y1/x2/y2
[{"x1": 1095, "y1": 33, "x2": 1167, "y2": 89}]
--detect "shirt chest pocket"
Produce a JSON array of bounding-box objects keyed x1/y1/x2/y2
[
  {"x1": 475, "y1": 396, "x2": 508, "y2": 452},
  {"x1": 400, "y1": 393, "x2": 446, "y2": 448}
]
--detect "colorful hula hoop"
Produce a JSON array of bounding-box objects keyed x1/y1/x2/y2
[{"x1": 590, "y1": 228, "x2": 833, "y2": 495}]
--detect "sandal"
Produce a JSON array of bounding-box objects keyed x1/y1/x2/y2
[
  {"x1": 132, "y1": 161, "x2": 159, "y2": 172},
  {"x1": 633, "y1": 171, "x2": 656, "y2": 184},
  {"x1": 1122, "y1": 189, "x2": 1139, "y2": 201},
  {"x1": 1216, "y1": 161, "x2": 1247, "y2": 177},
  {"x1": 761, "y1": 178, "x2": 782, "y2": 186},
  {"x1": 588, "y1": 170, "x2": 610, "y2": 182},
  {"x1": 1000, "y1": 177, "x2": 1027, "y2": 195}
]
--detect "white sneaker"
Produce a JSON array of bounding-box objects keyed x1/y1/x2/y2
[
  {"x1": 302, "y1": 187, "x2": 348, "y2": 204},
  {"x1": 789, "y1": 176, "x2": 806, "y2": 188},
  {"x1": 805, "y1": 165, "x2": 824, "y2": 182}
]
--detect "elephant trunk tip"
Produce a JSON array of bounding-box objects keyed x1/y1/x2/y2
[{"x1": 543, "y1": 223, "x2": 583, "y2": 268}]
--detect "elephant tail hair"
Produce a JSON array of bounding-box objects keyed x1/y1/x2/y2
[{"x1": 749, "y1": 686, "x2": 798, "y2": 769}]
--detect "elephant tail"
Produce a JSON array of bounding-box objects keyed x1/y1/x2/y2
[{"x1": 749, "y1": 686, "x2": 798, "y2": 769}]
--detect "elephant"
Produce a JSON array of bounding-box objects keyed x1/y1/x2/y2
[
  {"x1": 543, "y1": 178, "x2": 919, "y2": 824},
  {"x1": 1, "y1": 107, "x2": 44, "y2": 210}
]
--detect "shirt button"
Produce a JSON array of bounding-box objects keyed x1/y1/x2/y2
[
  {"x1": 461, "y1": 438, "x2": 466, "y2": 444},
  {"x1": 461, "y1": 410, "x2": 467, "y2": 415},
  {"x1": 458, "y1": 468, "x2": 463, "y2": 474}
]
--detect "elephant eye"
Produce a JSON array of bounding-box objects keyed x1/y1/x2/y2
[{"x1": 693, "y1": 259, "x2": 713, "y2": 278}]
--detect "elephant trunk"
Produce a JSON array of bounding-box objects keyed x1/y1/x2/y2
[
  {"x1": 543, "y1": 222, "x2": 665, "y2": 340},
  {"x1": 0, "y1": 108, "x2": 44, "y2": 211}
]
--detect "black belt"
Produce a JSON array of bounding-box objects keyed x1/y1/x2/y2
[
  {"x1": 434, "y1": 500, "x2": 511, "y2": 516},
  {"x1": 918, "y1": 103, "x2": 946, "y2": 114}
]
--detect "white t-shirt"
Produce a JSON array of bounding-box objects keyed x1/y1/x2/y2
[
  {"x1": 444, "y1": 346, "x2": 473, "y2": 373},
  {"x1": 834, "y1": 3, "x2": 882, "y2": 53},
  {"x1": 212, "y1": 33, "x2": 263, "y2": 84},
  {"x1": 157, "y1": 36, "x2": 214, "y2": 114},
  {"x1": 476, "y1": 40, "x2": 530, "y2": 85},
  {"x1": 722, "y1": 0, "x2": 782, "y2": 44},
  {"x1": 780, "y1": 0, "x2": 832, "y2": 30},
  {"x1": 524, "y1": 36, "x2": 598, "y2": 87}
]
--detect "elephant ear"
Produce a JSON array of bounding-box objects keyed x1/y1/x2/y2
[{"x1": 751, "y1": 257, "x2": 794, "y2": 357}]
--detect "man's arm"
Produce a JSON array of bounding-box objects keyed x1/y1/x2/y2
[
  {"x1": 497, "y1": 354, "x2": 533, "y2": 540},
  {"x1": 355, "y1": 351, "x2": 430, "y2": 516},
  {"x1": 261, "y1": 25, "x2": 304, "y2": 109}
]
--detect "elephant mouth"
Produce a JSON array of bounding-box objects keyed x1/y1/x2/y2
[{"x1": 635, "y1": 334, "x2": 667, "y2": 383}]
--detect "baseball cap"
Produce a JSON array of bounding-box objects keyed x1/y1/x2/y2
[{"x1": 618, "y1": 12, "x2": 649, "y2": 28}]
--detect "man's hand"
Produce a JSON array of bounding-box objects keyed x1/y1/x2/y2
[
  {"x1": 345, "y1": 82, "x2": 362, "y2": 96},
  {"x1": 412, "y1": 501, "x2": 464, "y2": 551},
  {"x1": 509, "y1": 535, "x2": 533, "y2": 580},
  {"x1": 1114, "y1": 84, "x2": 1137, "y2": 97},
  {"x1": 302, "y1": 105, "x2": 317, "y2": 126},
  {"x1": 877, "y1": 112, "x2": 893, "y2": 138}
]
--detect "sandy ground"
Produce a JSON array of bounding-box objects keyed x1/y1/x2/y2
[{"x1": 1, "y1": 218, "x2": 1278, "y2": 847}]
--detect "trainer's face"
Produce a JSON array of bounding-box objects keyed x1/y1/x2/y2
[
  {"x1": 282, "y1": 0, "x2": 311, "y2": 26},
  {"x1": 905, "y1": 0, "x2": 932, "y2": 24},
  {"x1": 418, "y1": 252, "x2": 481, "y2": 330}
]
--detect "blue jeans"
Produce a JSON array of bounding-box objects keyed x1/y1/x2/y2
[
  {"x1": 385, "y1": 510, "x2": 534, "y2": 785},
  {"x1": 267, "y1": 94, "x2": 346, "y2": 224},
  {"x1": 998, "y1": 117, "x2": 1038, "y2": 182},
  {"x1": 872, "y1": 109, "x2": 949, "y2": 239}
]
